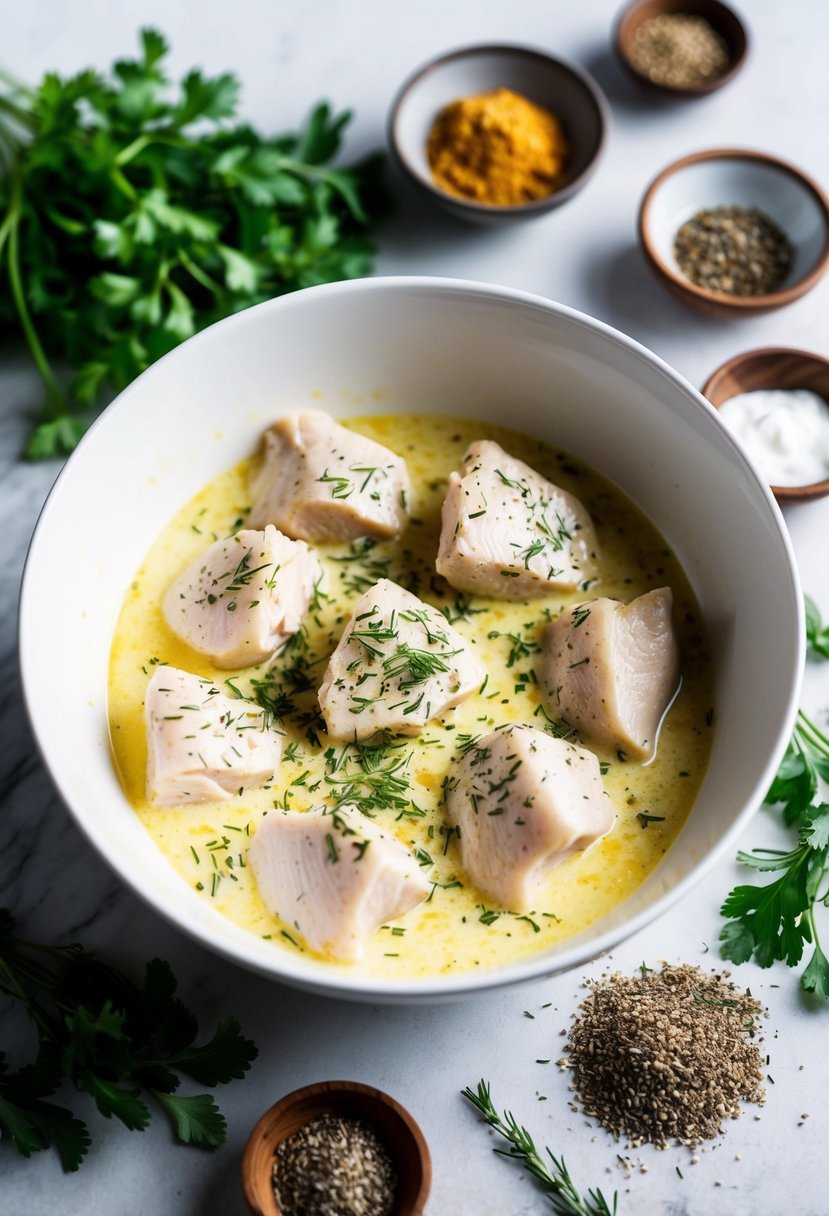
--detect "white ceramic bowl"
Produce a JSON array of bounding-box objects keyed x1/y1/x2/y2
[
  {"x1": 20, "y1": 278, "x2": 802, "y2": 1003},
  {"x1": 389, "y1": 44, "x2": 607, "y2": 224},
  {"x1": 639, "y1": 149, "x2": 829, "y2": 316}
]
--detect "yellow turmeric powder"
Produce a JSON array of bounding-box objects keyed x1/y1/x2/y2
[{"x1": 426, "y1": 87, "x2": 571, "y2": 207}]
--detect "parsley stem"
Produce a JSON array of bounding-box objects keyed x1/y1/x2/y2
[
  {"x1": 6, "y1": 177, "x2": 64, "y2": 414},
  {"x1": 0, "y1": 208, "x2": 13, "y2": 261},
  {"x1": 0, "y1": 65, "x2": 35, "y2": 98},
  {"x1": 109, "y1": 165, "x2": 138, "y2": 201},
  {"x1": 805, "y1": 905, "x2": 827, "y2": 950},
  {"x1": 114, "y1": 130, "x2": 188, "y2": 167},
  {"x1": 0, "y1": 125, "x2": 20, "y2": 174},
  {"x1": 0, "y1": 92, "x2": 35, "y2": 130},
  {"x1": 114, "y1": 132, "x2": 156, "y2": 166},
  {"x1": 0, "y1": 954, "x2": 60, "y2": 1039},
  {"x1": 796, "y1": 709, "x2": 829, "y2": 756},
  {"x1": 179, "y1": 250, "x2": 221, "y2": 296}
]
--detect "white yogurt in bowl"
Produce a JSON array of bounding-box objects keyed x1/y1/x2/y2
[{"x1": 718, "y1": 388, "x2": 829, "y2": 487}]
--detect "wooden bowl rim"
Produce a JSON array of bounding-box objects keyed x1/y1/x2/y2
[
  {"x1": 388, "y1": 41, "x2": 609, "y2": 217},
  {"x1": 613, "y1": 0, "x2": 749, "y2": 97},
  {"x1": 701, "y1": 345, "x2": 829, "y2": 502},
  {"x1": 638, "y1": 148, "x2": 829, "y2": 312},
  {"x1": 241, "y1": 1079, "x2": 432, "y2": 1216}
]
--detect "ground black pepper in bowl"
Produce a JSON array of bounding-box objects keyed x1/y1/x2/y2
[
  {"x1": 674, "y1": 205, "x2": 792, "y2": 295},
  {"x1": 272, "y1": 1113, "x2": 397, "y2": 1216},
  {"x1": 561, "y1": 963, "x2": 766, "y2": 1148}
]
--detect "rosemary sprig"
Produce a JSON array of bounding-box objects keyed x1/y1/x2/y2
[{"x1": 462, "y1": 1080, "x2": 618, "y2": 1216}]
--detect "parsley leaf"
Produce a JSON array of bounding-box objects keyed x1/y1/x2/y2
[
  {"x1": 169, "y1": 1017, "x2": 257, "y2": 1086},
  {"x1": 765, "y1": 742, "x2": 819, "y2": 826},
  {"x1": 148, "y1": 1090, "x2": 227, "y2": 1147},
  {"x1": 805, "y1": 595, "x2": 829, "y2": 660},
  {"x1": 0, "y1": 913, "x2": 257, "y2": 1171},
  {"x1": 0, "y1": 29, "x2": 386, "y2": 458},
  {"x1": 720, "y1": 595, "x2": 829, "y2": 1000},
  {"x1": 0, "y1": 1088, "x2": 91, "y2": 1172},
  {"x1": 801, "y1": 941, "x2": 829, "y2": 1000},
  {"x1": 719, "y1": 596, "x2": 829, "y2": 1001}
]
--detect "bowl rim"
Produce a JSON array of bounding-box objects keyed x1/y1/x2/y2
[
  {"x1": 388, "y1": 41, "x2": 609, "y2": 215},
  {"x1": 18, "y1": 275, "x2": 804, "y2": 1002},
  {"x1": 638, "y1": 147, "x2": 829, "y2": 310},
  {"x1": 613, "y1": 0, "x2": 749, "y2": 97},
  {"x1": 241, "y1": 1079, "x2": 431, "y2": 1216},
  {"x1": 701, "y1": 344, "x2": 829, "y2": 500}
]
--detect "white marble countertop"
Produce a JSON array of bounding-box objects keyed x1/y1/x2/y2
[{"x1": 2, "y1": 2, "x2": 828, "y2": 1213}]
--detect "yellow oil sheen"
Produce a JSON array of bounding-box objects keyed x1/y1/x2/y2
[{"x1": 108, "y1": 414, "x2": 713, "y2": 977}]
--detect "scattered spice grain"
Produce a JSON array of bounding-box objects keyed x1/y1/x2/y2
[
  {"x1": 673, "y1": 205, "x2": 792, "y2": 296},
  {"x1": 628, "y1": 13, "x2": 730, "y2": 89},
  {"x1": 562, "y1": 963, "x2": 766, "y2": 1148},
  {"x1": 272, "y1": 1113, "x2": 397, "y2": 1216},
  {"x1": 426, "y1": 87, "x2": 570, "y2": 207}
]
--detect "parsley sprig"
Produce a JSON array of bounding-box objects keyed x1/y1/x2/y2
[
  {"x1": 462, "y1": 1080, "x2": 617, "y2": 1216},
  {"x1": 0, "y1": 28, "x2": 384, "y2": 458},
  {"x1": 720, "y1": 596, "x2": 829, "y2": 1001},
  {"x1": 805, "y1": 595, "x2": 829, "y2": 660},
  {"x1": 720, "y1": 711, "x2": 829, "y2": 1000},
  {"x1": 0, "y1": 910, "x2": 257, "y2": 1170}
]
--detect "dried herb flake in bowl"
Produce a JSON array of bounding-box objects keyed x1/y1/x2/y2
[
  {"x1": 273, "y1": 1113, "x2": 397, "y2": 1216},
  {"x1": 674, "y1": 205, "x2": 792, "y2": 295}
]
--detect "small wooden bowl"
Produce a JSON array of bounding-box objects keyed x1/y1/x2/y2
[
  {"x1": 241, "y1": 1080, "x2": 432, "y2": 1216},
  {"x1": 638, "y1": 149, "x2": 829, "y2": 318},
  {"x1": 702, "y1": 347, "x2": 829, "y2": 503},
  {"x1": 614, "y1": 0, "x2": 748, "y2": 99}
]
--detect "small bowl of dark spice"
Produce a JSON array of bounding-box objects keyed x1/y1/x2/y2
[
  {"x1": 639, "y1": 148, "x2": 829, "y2": 317},
  {"x1": 615, "y1": 0, "x2": 748, "y2": 99},
  {"x1": 389, "y1": 44, "x2": 608, "y2": 225},
  {"x1": 241, "y1": 1080, "x2": 431, "y2": 1216}
]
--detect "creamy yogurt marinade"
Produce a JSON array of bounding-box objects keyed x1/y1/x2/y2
[{"x1": 108, "y1": 414, "x2": 714, "y2": 978}]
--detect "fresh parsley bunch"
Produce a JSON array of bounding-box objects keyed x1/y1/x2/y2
[
  {"x1": 0, "y1": 910, "x2": 257, "y2": 1170},
  {"x1": 720, "y1": 597, "x2": 829, "y2": 1001},
  {"x1": 0, "y1": 29, "x2": 385, "y2": 459}
]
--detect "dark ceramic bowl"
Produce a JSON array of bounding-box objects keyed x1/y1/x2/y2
[{"x1": 389, "y1": 43, "x2": 608, "y2": 225}]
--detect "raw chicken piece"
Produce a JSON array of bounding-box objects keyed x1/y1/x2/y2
[
  {"x1": 446, "y1": 726, "x2": 614, "y2": 912},
  {"x1": 248, "y1": 804, "x2": 429, "y2": 961},
  {"x1": 539, "y1": 589, "x2": 680, "y2": 761},
  {"x1": 318, "y1": 578, "x2": 486, "y2": 740},
  {"x1": 145, "y1": 666, "x2": 283, "y2": 807},
  {"x1": 163, "y1": 525, "x2": 319, "y2": 669},
  {"x1": 248, "y1": 411, "x2": 410, "y2": 542},
  {"x1": 436, "y1": 439, "x2": 597, "y2": 599}
]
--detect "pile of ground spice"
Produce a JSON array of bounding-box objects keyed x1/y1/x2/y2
[
  {"x1": 561, "y1": 963, "x2": 765, "y2": 1148},
  {"x1": 426, "y1": 87, "x2": 570, "y2": 207},
  {"x1": 628, "y1": 13, "x2": 730, "y2": 88},
  {"x1": 272, "y1": 1113, "x2": 397, "y2": 1216},
  {"x1": 674, "y1": 205, "x2": 792, "y2": 296}
]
